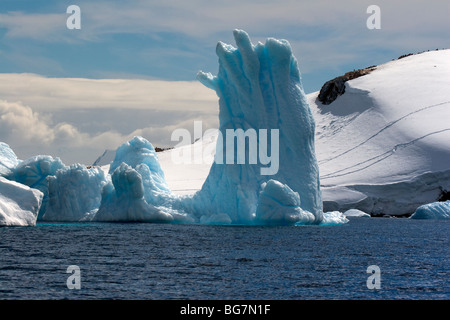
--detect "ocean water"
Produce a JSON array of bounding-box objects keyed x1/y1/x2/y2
[{"x1": 0, "y1": 218, "x2": 448, "y2": 300}]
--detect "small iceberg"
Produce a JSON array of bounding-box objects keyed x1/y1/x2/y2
[{"x1": 410, "y1": 201, "x2": 450, "y2": 219}]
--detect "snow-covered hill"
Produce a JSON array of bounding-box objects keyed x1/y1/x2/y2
[
  {"x1": 158, "y1": 129, "x2": 218, "y2": 196},
  {"x1": 158, "y1": 49, "x2": 450, "y2": 216},
  {"x1": 313, "y1": 49, "x2": 450, "y2": 215}
]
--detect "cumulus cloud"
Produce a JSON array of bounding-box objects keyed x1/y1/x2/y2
[
  {"x1": 0, "y1": 99, "x2": 190, "y2": 164},
  {"x1": 0, "y1": 100, "x2": 87, "y2": 158},
  {"x1": 0, "y1": 100, "x2": 56, "y2": 145}
]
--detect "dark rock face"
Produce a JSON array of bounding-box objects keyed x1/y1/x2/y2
[
  {"x1": 438, "y1": 187, "x2": 450, "y2": 202},
  {"x1": 318, "y1": 77, "x2": 347, "y2": 105},
  {"x1": 318, "y1": 66, "x2": 376, "y2": 105}
]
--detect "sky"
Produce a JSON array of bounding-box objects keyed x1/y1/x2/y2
[{"x1": 0, "y1": 0, "x2": 449, "y2": 165}]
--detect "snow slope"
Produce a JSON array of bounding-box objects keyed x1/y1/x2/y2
[
  {"x1": 159, "y1": 49, "x2": 450, "y2": 216},
  {"x1": 312, "y1": 50, "x2": 450, "y2": 215},
  {"x1": 157, "y1": 129, "x2": 217, "y2": 195}
]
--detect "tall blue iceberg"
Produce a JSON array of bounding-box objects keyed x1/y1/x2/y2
[{"x1": 192, "y1": 30, "x2": 323, "y2": 224}]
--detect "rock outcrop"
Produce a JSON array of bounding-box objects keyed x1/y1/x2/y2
[{"x1": 318, "y1": 66, "x2": 376, "y2": 105}]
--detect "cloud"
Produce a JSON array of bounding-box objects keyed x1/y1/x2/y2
[
  {"x1": 0, "y1": 98, "x2": 218, "y2": 165},
  {"x1": 0, "y1": 73, "x2": 219, "y2": 165},
  {"x1": 3, "y1": 1, "x2": 448, "y2": 43},
  {"x1": 0, "y1": 11, "x2": 68, "y2": 41},
  {"x1": 0, "y1": 100, "x2": 56, "y2": 145},
  {"x1": 0, "y1": 73, "x2": 217, "y2": 112}
]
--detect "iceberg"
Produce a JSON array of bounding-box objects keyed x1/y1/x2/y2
[
  {"x1": 93, "y1": 136, "x2": 192, "y2": 223},
  {"x1": 0, "y1": 176, "x2": 43, "y2": 227},
  {"x1": 93, "y1": 163, "x2": 174, "y2": 222},
  {"x1": 255, "y1": 179, "x2": 315, "y2": 225},
  {"x1": 192, "y1": 29, "x2": 323, "y2": 225},
  {"x1": 344, "y1": 209, "x2": 371, "y2": 218},
  {"x1": 0, "y1": 142, "x2": 20, "y2": 177},
  {"x1": 320, "y1": 210, "x2": 349, "y2": 225},
  {"x1": 109, "y1": 136, "x2": 173, "y2": 206},
  {"x1": 43, "y1": 164, "x2": 108, "y2": 221},
  {"x1": 410, "y1": 201, "x2": 450, "y2": 219},
  {"x1": 8, "y1": 155, "x2": 66, "y2": 219}
]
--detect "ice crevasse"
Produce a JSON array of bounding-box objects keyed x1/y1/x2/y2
[{"x1": 0, "y1": 30, "x2": 348, "y2": 226}]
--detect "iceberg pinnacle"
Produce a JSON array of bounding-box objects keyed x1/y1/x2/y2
[
  {"x1": 94, "y1": 162, "x2": 174, "y2": 222},
  {"x1": 193, "y1": 29, "x2": 323, "y2": 224}
]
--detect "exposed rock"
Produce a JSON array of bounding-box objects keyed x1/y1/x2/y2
[
  {"x1": 318, "y1": 66, "x2": 376, "y2": 105},
  {"x1": 397, "y1": 53, "x2": 413, "y2": 60}
]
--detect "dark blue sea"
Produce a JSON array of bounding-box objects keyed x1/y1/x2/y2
[{"x1": 0, "y1": 218, "x2": 448, "y2": 300}]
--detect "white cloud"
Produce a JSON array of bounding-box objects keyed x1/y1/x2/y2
[
  {"x1": 0, "y1": 11, "x2": 68, "y2": 41},
  {"x1": 0, "y1": 98, "x2": 219, "y2": 165},
  {"x1": 0, "y1": 73, "x2": 217, "y2": 113},
  {"x1": 2, "y1": 1, "x2": 448, "y2": 43},
  {"x1": 0, "y1": 74, "x2": 219, "y2": 165},
  {"x1": 0, "y1": 100, "x2": 55, "y2": 145}
]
